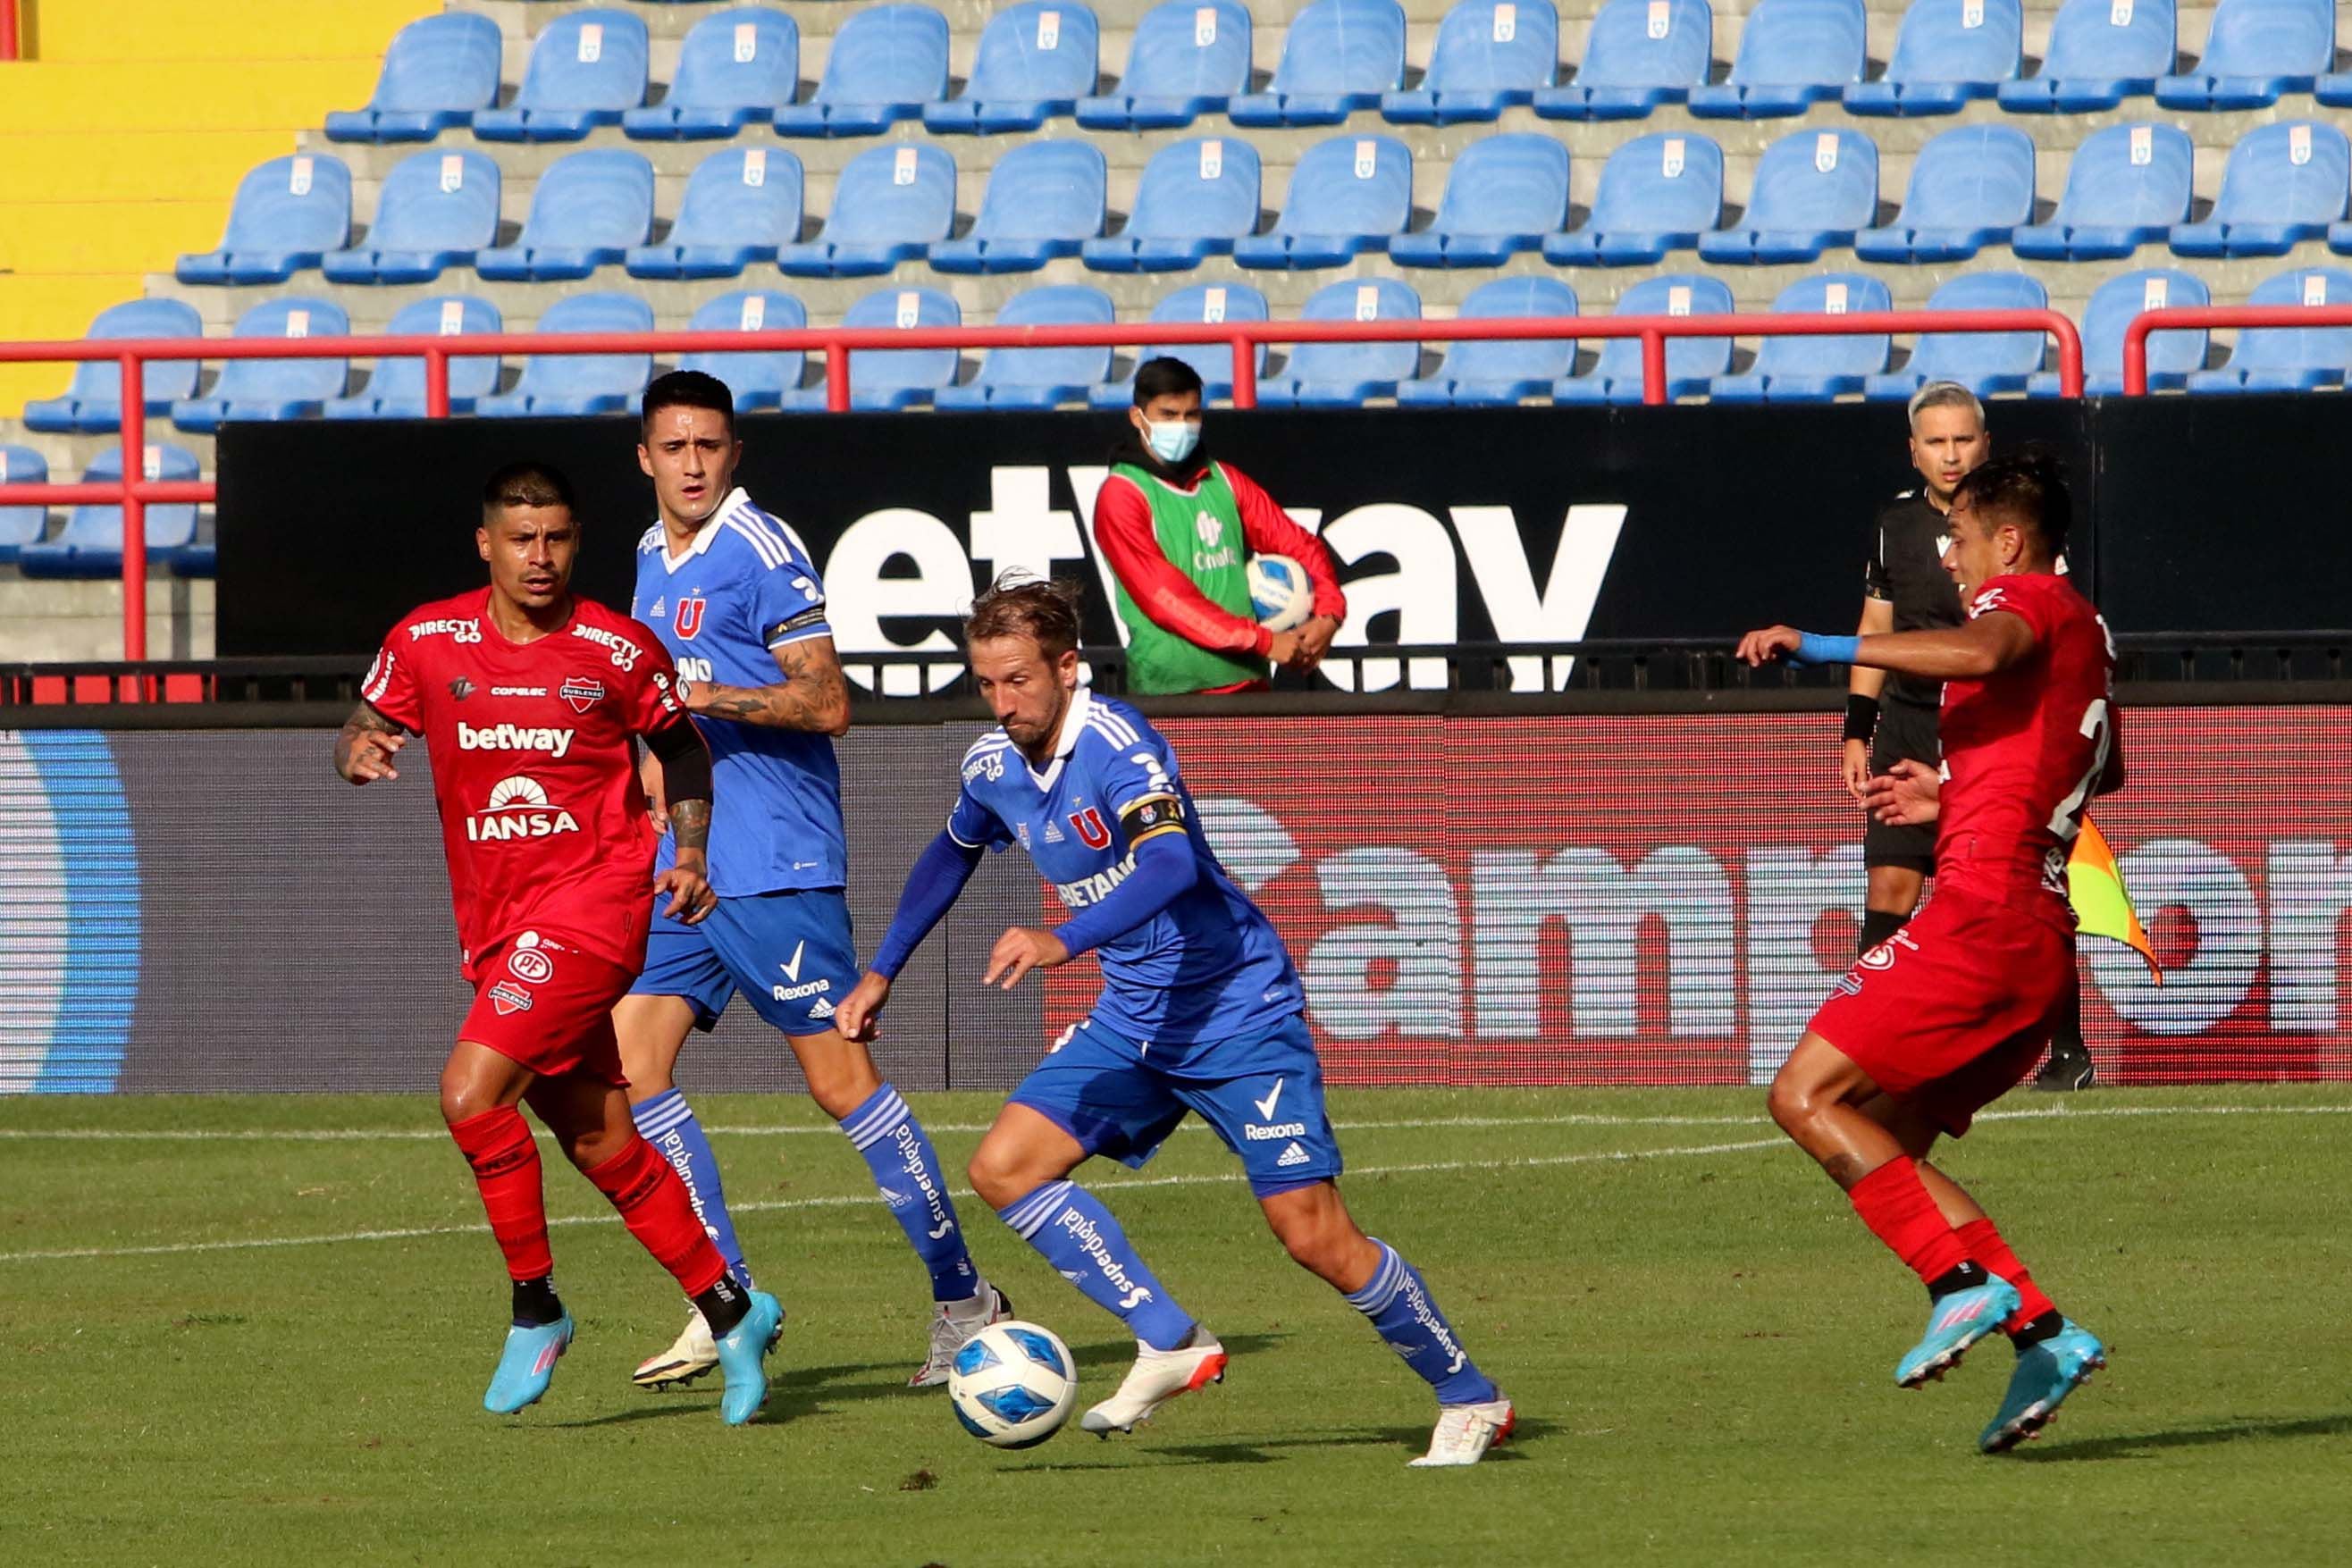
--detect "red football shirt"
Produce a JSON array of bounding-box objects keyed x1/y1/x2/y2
[
  {"x1": 361, "y1": 587, "x2": 687, "y2": 981},
  {"x1": 1934, "y1": 571, "x2": 2117, "y2": 928}
]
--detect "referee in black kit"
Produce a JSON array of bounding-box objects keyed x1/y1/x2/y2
[{"x1": 1839, "y1": 381, "x2": 2096, "y2": 1089}]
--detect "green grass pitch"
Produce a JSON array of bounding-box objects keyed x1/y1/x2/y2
[{"x1": 3, "y1": 1086, "x2": 2348, "y2": 1566}]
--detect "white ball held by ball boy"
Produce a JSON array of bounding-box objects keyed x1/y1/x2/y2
[{"x1": 1248, "y1": 554, "x2": 1313, "y2": 633}]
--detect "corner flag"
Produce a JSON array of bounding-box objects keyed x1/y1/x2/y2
[{"x1": 2069, "y1": 814, "x2": 2161, "y2": 985}]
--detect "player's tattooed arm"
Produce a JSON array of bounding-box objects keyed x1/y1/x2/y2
[
  {"x1": 682, "y1": 634, "x2": 853, "y2": 736},
  {"x1": 334, "y1": 702, "x2": 407, "y2": 785},
  {"x1": 668, "y1": 797, "x2": 711, "y2": 859}
]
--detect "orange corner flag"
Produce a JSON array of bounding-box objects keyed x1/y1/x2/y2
[{"x1": 2070, "y1": 814, "x2": 2162, "y2": 985}]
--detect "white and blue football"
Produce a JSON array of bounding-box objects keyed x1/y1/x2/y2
[
  {"x1": 947, "y1": 1321, "x2": 1079, "y2": 1449},
  {"x1": 1247, "y1": 553, "x2": 1314, "y2": 633}
]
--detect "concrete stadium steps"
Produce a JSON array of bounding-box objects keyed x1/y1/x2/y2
[{"x1": 0, "y1": 570, "x2": 215, "y2": 663}]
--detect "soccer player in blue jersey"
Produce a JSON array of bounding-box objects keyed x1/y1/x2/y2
[
  {"x1": 614, "y1": 372, "x2": 1004, "y2": 1392},
  {"x1": 835, "y1": 574, "x2": 1514, "y2": 1466}
]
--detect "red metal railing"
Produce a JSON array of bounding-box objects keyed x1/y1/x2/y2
[
  {"x1": 2122, "y1": 303, "x2": 2352, "y2": 396},
  {"x1": 0, "y1": 308, "x2": 2081, "y2": 658}
]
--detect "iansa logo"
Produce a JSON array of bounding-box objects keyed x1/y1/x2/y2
[{"x1": 467, "y1": 776, "x2": 581, "y2": 843}]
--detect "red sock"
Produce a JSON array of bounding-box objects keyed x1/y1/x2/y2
[
  {"x1": 1956, "y1": 1217, "x2": 2059, "y2": 1333},
  {"x1": 583, "y1": 1136, "x2": 728, "y2": 1296},
  {"x1": 449, "y1": 1106, "x2": 552, "y2": 1282},
  {"x1": 1848, "y1": 1157, "x2": 1972, "y2": 1285}
]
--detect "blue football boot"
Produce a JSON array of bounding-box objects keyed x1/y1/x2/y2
[
  {"x1": 1894, "y1": 1275, "x2": 2020, "y2": 1388},
  {"x1": 484, "y1": 1315, "x2": 575, "y2": 1414},
  {"x1": 714, "y1": 1290, "x2": 785, "y2": 1426},
  {"x1": 1980, "y1": 1320, "x2": 2106, "y2": 1453}
]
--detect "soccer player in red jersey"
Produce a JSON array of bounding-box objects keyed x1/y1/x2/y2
[
  {"x1": 1736, "y1": 453, "x2": 2121, "y2": 1452},
  {"x1": 335, "y1": 460, "x2": 782, "y2": 1422}
]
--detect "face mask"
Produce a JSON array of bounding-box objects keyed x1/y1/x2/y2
[{"x1": 1144, "y1": 419, "x2": 1201, "y2": 465}]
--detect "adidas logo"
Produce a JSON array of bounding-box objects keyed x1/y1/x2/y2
[
  {"x1": 1276, "y1": 1142, "x2": 1310, "y2": 1169},
  {"x1": 808, "y1": 997, "x2": 836, "y2": 1019},
  {"x1": 878, "y1": 1185, "x2": 913, "y2": 1212},
  {"x1": 1058, "y1": 1270, "x2": 1088, "y2": 1286}
]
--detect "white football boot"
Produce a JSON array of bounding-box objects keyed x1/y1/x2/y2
[
  {"x1": 1408, "y1": 1395, "x2": 1516, "y2": 1467},
  {"x1": 633, "y1": 1304, "x2": 719, "y2": 1390},
  {"x1": 907, "y1": 1282, "x2": 1014, "y2": 1388},
  {"x1": 1079, "y1": 1332, "x2": 1229, "y2": 1435}
]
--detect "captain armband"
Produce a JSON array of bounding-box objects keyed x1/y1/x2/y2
[{"x1": 1118, "y1": 792, "x2": 1187, "y2": 846}]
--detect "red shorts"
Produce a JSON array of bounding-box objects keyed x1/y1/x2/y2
[
  {"x1": 1806, "y1": 888, "x2": 2074, "y2": 1136},
  {"x1": 458, "y1": 932, "x2": 633, "y2": 1086}
]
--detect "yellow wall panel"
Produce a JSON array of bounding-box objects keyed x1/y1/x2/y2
[{"x1": 27, "y1": 0, "x2": 437, "y2": 63}]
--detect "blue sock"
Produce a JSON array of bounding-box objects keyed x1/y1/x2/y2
[
  {"x1": 997, "y1": 1179, "x2": 1196, "y2": 1352},
  {"x1": 1346, "y1": 1239, "x2": 1498, "y2": 1406},
  {"x1": 840, "y1": 1083, "x2": 979, "y2": 1303},
  {"x1": 631, "y1": 1088, "x2": 752, "y2": 1290}
]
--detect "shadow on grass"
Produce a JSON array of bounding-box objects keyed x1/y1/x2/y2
[
  {"x1": 1006, "y1": 1415, "x2": 1558, "y2": 1470},
  {"x1": 2015, "y1": 1413, "x2": 2352, "y2": 1463}
]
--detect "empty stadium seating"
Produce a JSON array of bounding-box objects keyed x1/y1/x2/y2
[
  {"x1": 321, "y1": 296, "x2": 505, "y2": 419},
  {"x1": 1534, "y1": 0, "x2": 1710, "y2": 120},
  {"x1": 170, "y1": 298, "x2": 350, "y2": 432},
  {"x1": 1390, "y1": 133, "x2": 1568, "y2": 266},
  {"x1": 321, "y1": 150, "x2": 500, "y2": 285},
  {"x1": 1082, "y1": 137, "x2": 1260, "y2": 271},
  {"x1": 1234, "y1": 134, "x2": 1412, "y2": 269},
  {"x1": 1553, "y1": 273, "x2": 1735, "y2": 401},
  {"x1": 475, "y1": 148, "x2": 655, "y2": 282},
  {"x1": 0, "y1": 447, "x2": 50, "y2": 566},
  {"x1": 935, "y1": 283, "x2": 1117, "y2": 408},
  {"x1": 1396, "y1": 275, "x2": 1579, "y2": 405},
  {"x1": 1231, "y1": 0, "x2": 1407, "y2": 127},
  {"x1": 773, "y1": 5, "x2": 950, "y2": 136},
  {"x1": 2155, "y1": 0, "x2": 2332, "y2": 111},
  {"x1": 1709, "y1": 273, "x2": 1894, "y2": 401},
  {"x1": 474, "y1": 9, "x2": 651, "y2": 141},
  {"x1": 177, "y1": 155, "x2": 351, "y2": 286},
  {"x1": 2029, "y1": 267, "x2": 2208, "y2": 395},
  {"x1": 1845, "y1": 0, "x2": 2022, "y2": 115},
  {"x1": 23, "y1": 300, "x2": 204, "y2": 434},
  {"x1": 623, "y1": 7, "x2": 798, "y2": 139},
  {"x1": 1862, "y1": 270, "x2": 2048, "y2": 399},
  {"x1": 1854, "y1": 124, "x2": 2034, "y2": 263},
  {"x1": 2171, "y1": 122, "x2": 2350, "y2": 259},
  {"x1": 780, "y1": 286, "x2": 961, "y2": 410},
  {"x1": 15, "y1": 445, "x2": 202, "y2": 580},
  {"x1": 1078, "y1": 0, "x2": 1251, "y2": 130},
  {"x1": 1382, "y1": 0, "x2": 1558, "y2": 125},
  {"x1": 2183, "y1": 265, "x2": 2352, "y2": 392},
  {"x1": 1698, "y1": 129, "x2": 1877, "y2": 264},
  {"x1": 626, "y1": 147, "x2": 803, "y2": 280},
  {"x1": 1996, "y1": 0, "x2": 2178, "y2": 113},
  {"x1": 1256, "y1": 278, "x2": 1422, "y2": 406},
  {"x1": 923, "y1": 3, "x2": 1101, "y2": 134},
  {"x1": 325, "y1": 13, "x2": 503, "y2": 142},
  {"x1": 777, "y1": 142, "x2": 955, "y2": 277},
  {"x1": 1543, "y1": 132, "x2": 1723, "y2": 266},
  {"x1": 1688, "y1": 0, "x2": 1866, "y2": 118},
  {"x1": 929, "y1": 139, "x2": 1106, "y2": 273},
  {"x1": 1088, "y1": 281, "x2": 1271, "y2": 406},
  {"x1": 677, "y1": 289, "x2": 807, "y2": 409},
  {"x1": 475, "y1": 291, "x2": 656, "y2": 417},
  {"x1": 2012, "y1": 122, "x2": 2193, "y2": 260}
]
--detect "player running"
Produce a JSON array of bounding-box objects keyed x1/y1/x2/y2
[
  {"x1": 1735, "y1": 453, "x2": 2120, "y2": 1453},
  {"x1": 336, "y1": 461, "x2": 782, "y2": 1423},
  {"x1": 617, "y1": 372, "x2": 1003, "y2": 1394},
  {"x1": 835, "y1": 574, "x2": 1513, "y2": 1468}
]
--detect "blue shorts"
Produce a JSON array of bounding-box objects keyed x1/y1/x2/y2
[
  {"x1": 628, "y1": 887, "x2": 859, "y2": 1039},
  {"x1": 1008, "y1": 1013, "x2": 1341, "y2": 1198}
]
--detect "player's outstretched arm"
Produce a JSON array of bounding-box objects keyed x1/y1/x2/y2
[
  {"x1": 841, "y1": 829, "x2": 989, "y2": 1040},
  {"x1": 333, "y1": 702, "x2": 407, "y2": 785},
  {"x1": 681, "y1": 634, "x2": 852, "y2": 736},
  {"x1": 985, "y1": 826, "x2": 1200, "y2": 993},
  {"x1": 1738, "y1": 613, "x2": 2035, "y2": 682}
]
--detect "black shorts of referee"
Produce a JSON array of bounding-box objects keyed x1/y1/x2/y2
[{"x1": 1863, "y1": 697, "x2": 1939, "y2": 875}]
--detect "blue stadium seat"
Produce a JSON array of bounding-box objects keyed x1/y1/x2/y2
[
  {"x1": 1390, "y1": 132, "x2": 1568, "y2": 266},
  {"x1": 677, "y1": 289, "x2": 807, "y2": 411},
  {"x1": 1688, "y1": 0, "x2": 1865, "y2": 118},
  {"x1": 2155, "y1": 0, "x2": 2331, "y2": 110},
  {"x1": 1235, "y1": 134, "x2": 1412, "y2": 269},
  {"x1": 1081, "y1": 137, "x2": 1259, "y2": 272},
  {"x1": 1544, "y1": 131, "x2": 1722, "y2": 266},
  {"x1": 475, "y1": 292, "x2": 655, "y2": 417},
  {"x1": 23, "y1": 299, "x2": 204, "y2": 434},
  {"x1": 176, "y1": 154, "x2": 350, "y2": 285},
  {"x1": 1845, "y1": 0, "x2": 2021, "y2": 115},
  {"x1": 2026, "y1": 268, "x2": 2206, "y2": 397},
  {"x1": 322, "y1": 149, "x2": 500, "y2": 284},
  {"x1": 2171, "y1": 121, "x2": 2349, "y2": 259},
  {"x1": 924, "y1": 3, "x2": 1100, "y2": 133},
  {"x1": 476, "y1": 148, "x2": 654, "y2": 281},
  {"x1": 623, "y1": 7, "x2": 797, "y2": 138},
  {"x1": 1699, "y1": 128, "x2": 1877, "y2": 264},
  {"x1": 780, "y1": 287, "x2": 962, "y2": 411},
  {"x1": 1231, "y1": 0, "x2": 1407, "y2": 127},
  {"x1": 1861, "y1": 271, "x2": 2046, "y2": 401},
  {"x1": 326, "y1": 13, "x2": 502, "y2": 142},
  {"x1": 2185, "y1": 266, "x2": 2352, "y2": 393},
  {"x1": 1077, "y1": 0, "x2": 1251, "y2": 130},
  {"x1": 1396, "y1": 275, "x2": 1578, "y2": 405},
  {"x1": 1709, "y1": 273, "x2": 1892, "y2": 402},
  {"x1": 474, "y1": 10, "x2": 650, "y2": 141},
  {"x1": 1383, "y1": 0, "x2": 1558, "y2": 125},
  {"x1": 0, "y1": 446, "x2": 51, "y2": 565},
  {"x1": 626, "y1": 146, "x2": 802, "y2": 280},
  {"x1": 15, "y1": 445, "x2": 201, "y2": 579},
  {"x1": 2012, "y1": 123, "x2": 2190, "y2": 261},
  {"x1": 777, "y1": 142, "x2": 954, "y2": 277},
  {"x1": 1854, "y1": 124, "x2": 2033, "y2": 263},
  {"x1": 322, "y1": 296, "x2": 504, "y2": 419},
  {"x1": 170, "y1": 298, "x2": 349, "y2": 432},
  {"x1": 1553, "y1": 273, "x2": 1734, "y2": 402},
  {"x1": 1997, "y1": 0, "x2": 2176, "y2": 113},
  {"x1": 930, "y1": 139, "x2": 1106, "y2": 273},
  {"x1": 1256, "y1": 278, "x2": 1422, "y2": 407},
  {"x1": 935, "y1": 284, "x2": 1116, "y2": 409},
  {"x1": 1533, "y1": 0, "x2": 1709, "y2": 120},
  {"x1": 772, "y1": 5, "x2": 949, "y2": 136},
  {"x1": 1088, "y1": 281, "x2": 1270, "y2": 406}
]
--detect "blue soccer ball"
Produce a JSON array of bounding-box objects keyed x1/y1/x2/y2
[
  {"x1": 947, "y1": 1321, "x2": 1078, "y2": 1449},
  {"x1": 1247, "y1": 554, "x2": 1313, "y2": 633}
]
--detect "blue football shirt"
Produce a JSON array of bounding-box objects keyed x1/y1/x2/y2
[
  {"x1": 632, "y1": 487, "x2": 845, "y2": 896},
  {"x1": 948, "y1": 688, "x2": 1302, "y2": 1047}
]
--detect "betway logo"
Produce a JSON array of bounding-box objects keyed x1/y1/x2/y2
[
  {"x1": 457, "y1": 722, "x2": 575, "y2": 757},
  {"x1": 819, "y1": 465, "x2": 1629, "y2": 694}
]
